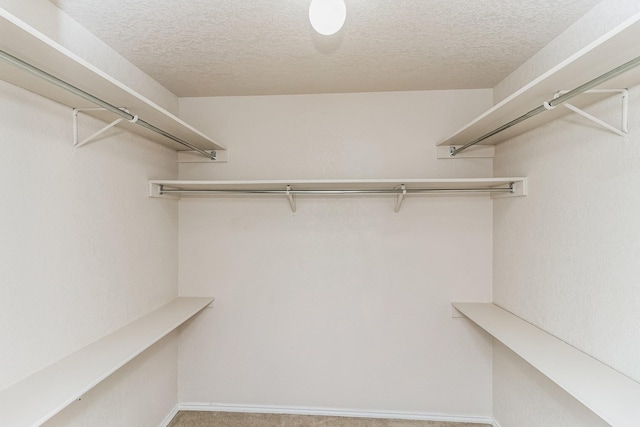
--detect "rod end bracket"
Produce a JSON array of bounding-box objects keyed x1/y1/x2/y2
[{"x1": 437, "y1": 146, "x2": 495, "y2": 159}]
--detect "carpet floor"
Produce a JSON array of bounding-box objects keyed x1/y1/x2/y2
[{"x1": 167, "y1": 412, "x2": 491, "y2": 427}]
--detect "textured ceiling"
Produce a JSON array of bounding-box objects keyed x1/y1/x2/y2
[{"x1": 49, "y1": 0, "x2": 601, "y2": 97}]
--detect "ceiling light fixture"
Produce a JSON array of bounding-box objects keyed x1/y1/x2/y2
[{"x1": 309, "y1": 0, "x2": 346, "y2": 36}]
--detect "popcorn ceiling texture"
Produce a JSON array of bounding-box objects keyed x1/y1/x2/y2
[
  {"x1": 50, "y1": 0, "x2": 600, "y2": 96},
  {"x1": 492, "y1": 86, "x2": 640, "y2": 426}
]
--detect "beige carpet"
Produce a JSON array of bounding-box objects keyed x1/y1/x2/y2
[{"x1": 167, "y1": 411, "x2": 491, "y2": 427}]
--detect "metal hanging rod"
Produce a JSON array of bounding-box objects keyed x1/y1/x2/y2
[
  {"x1": 0, "y1": 49, "x2": 215, "y2": 160},
  {"x1": 158, "y1": 186, "x2": 515, "y2": 196},
  {"x1": 151, "y1": 181, "x2": 522, "y2": 212},
  {"x1": 450, "y1": 54, "x2": 640, "y2": 156}
]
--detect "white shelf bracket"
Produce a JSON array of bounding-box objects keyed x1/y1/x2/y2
[
  {"x1": 72, "y1": 107, "x2": 134, "y2": 148},
  {"x1": 394, "y1": 184, "x2": 406, "y2": 213},
  {"x1": 286, "y1": 185, "x2": 296, "y2": 213},
  {"x1": 437, "y1": 145, "x2": 495, "y2": 159},
  {"x1": 554, "y1": 89, "x2": 629, "y2": 137}
]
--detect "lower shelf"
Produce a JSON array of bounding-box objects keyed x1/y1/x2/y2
[
  {"x1": 453, "y1": 302, "x2": 640, "y2": 426},
  {"x1": 0, "y1": 296, "x2": 213, "y2": 427}
]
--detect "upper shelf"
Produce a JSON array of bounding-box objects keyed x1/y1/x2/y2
[
  {"x1": 438, "y1": 11, "x2": 640, "y2": 148},
  {"x1": 453, "y1": 303, "x2": 640, "y2": 427},
  {"x1": 0, "y1": 8, "x2": 225, "y2": 152}
]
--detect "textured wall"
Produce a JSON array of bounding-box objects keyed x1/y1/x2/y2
[
  {"x1": 0, "y1": 79, "x2": 179, "y2": 425},
  {"x1": 491, "y1": 1, "x2": 640, "y2": 425},
  {"x1": 177, "y1": 90, "x2": 495, "y2": 420},
  {"x1": 492, "y1": 84, "x2": 640, "y2": 425}
]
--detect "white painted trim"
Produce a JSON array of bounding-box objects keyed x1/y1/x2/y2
[
  {"x1": 492, "y1": 418, "x2": 504, "y2": 427},
  {"x1": 158, "y1": 404, "x2": 179, "y2": 427},
  {"x1": 177, "y1": 402, "x2": 494, "y2": 425}
]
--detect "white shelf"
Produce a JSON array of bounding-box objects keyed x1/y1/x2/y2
[
  {"x1": 453, "y1": 303, "x2": 640, "y2": 427},
  {"x1": 438, "y1": 11, "x2": 640, "y2": 148},
  {"x1": 149, "y1": 177, "x2": 527, "y2": 194},
  {"x1": 0, "y1": 8, "x2": 225, "y2": 152},
  {"x1": 148, "y1": 178, "x2": 527, "y2": 211},
  {"x1": 0, "y1": 296, "x2": 213, "y2": 427}
]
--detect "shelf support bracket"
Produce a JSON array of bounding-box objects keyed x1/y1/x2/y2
[
  {"x1": 394, "y1": 185, "x2": 406, "y2": 213},
  {"x1": 73, "y1": 107, "x2": 136, "y2": 148},
  {"x1": 286, "y1": 185, "x2": 296, "y2": 213},
  {"x1": 554, "y1": 89, "x2": 629, "y2": 137}
]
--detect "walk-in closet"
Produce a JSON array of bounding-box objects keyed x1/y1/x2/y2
[{"x1": 1, "y1": 1, "x2": 639, "y2": 426}]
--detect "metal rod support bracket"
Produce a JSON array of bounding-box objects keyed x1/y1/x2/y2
[
  {"x1": 394, "y1": 184, "x2": 407, "y2": 213},
  {"x1": 286, "y1": 185, "x2": 296, "y2": 213},
  {"x1": 73, "y1": 107, "x2": 129, "y2": 148},
  {"x1": 554, "y1": 89, "x2": 629, "y2": 137}
]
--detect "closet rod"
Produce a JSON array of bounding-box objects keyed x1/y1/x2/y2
[
  {"x1": 159, "y1": 187, "x2": 514, "y2": 196},
  {"x1": 0, "y1": 49, "x2": 215, "y2": 159},
  {"x1": 450, "y1": 54, "x2": 640, "y2": 156}
]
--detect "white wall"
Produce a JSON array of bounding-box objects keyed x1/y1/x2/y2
[
  {"x1": 0, "y1": 3, "x2": 186, "y2": 423},
  {"x1": 492, "y1": 78, "x2": 640, "y2": 427},
  {"x1": 491, "y1": 1, "x2": 640, "y2": 425},
  {"x1": 177, "y1": 90, "x2": 495, "y2": 420},
  {"x1": 0, "y1": 78, "x2": 179, "y2": 425}
]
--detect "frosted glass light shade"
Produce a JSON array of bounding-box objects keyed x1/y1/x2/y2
[{"x1": 309, "y1": 0, "x2": 346, "y2": 36}]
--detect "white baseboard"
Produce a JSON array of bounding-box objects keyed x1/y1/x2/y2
[
  {"x1": 177, "y1": 402, "x2": 494, "y2": 425},
  {"x1": 492, "y1": 418, "x2": 504, "y2": 427},
  {"x1": 158, "y1": 404, "x2": 179, "y2": 427}
]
